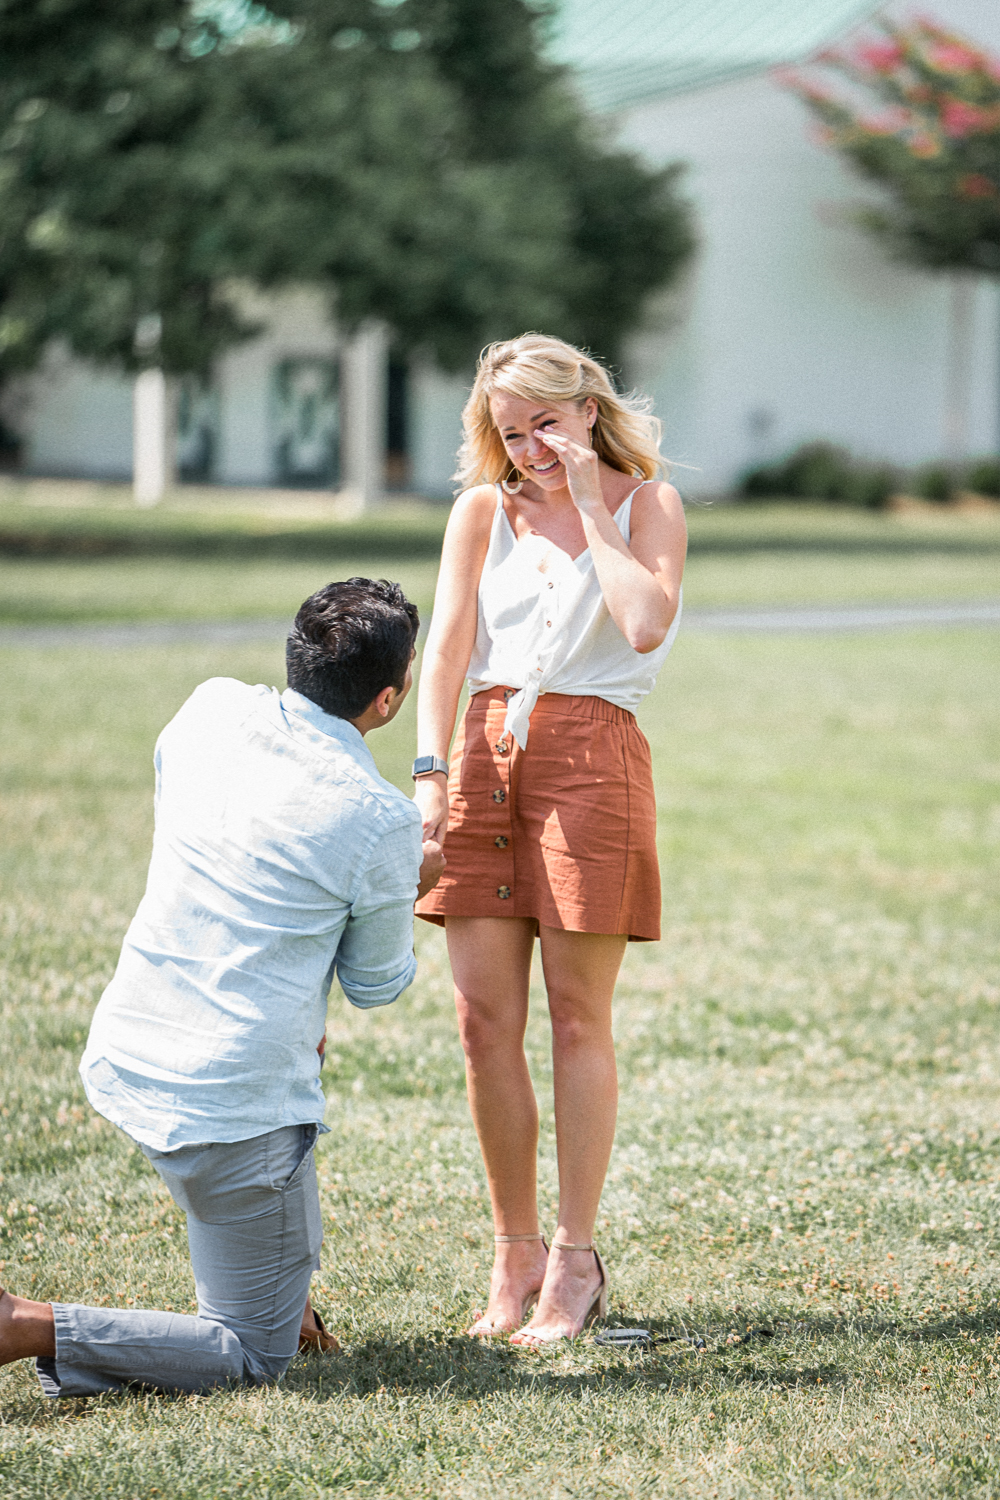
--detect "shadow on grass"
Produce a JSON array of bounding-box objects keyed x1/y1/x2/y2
[
  {"x1": 279, "y1": 1304, "x2": 1000, "y2": 1400},
  {"x1": 2, "y1": 1308, "x2": 998, "y2": 1427}
]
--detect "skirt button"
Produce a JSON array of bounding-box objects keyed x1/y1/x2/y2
[
  {"x1": 494, "y1": 835, "x2": 508, "y2": 848},
  {"x1": 497, "y1": 885, "x2": 511, "y2": 899},
  {"x1": 495, "y1": 738, "x2": 509, "y2": 755},
  {"x1": 492, "y1": 789, "x2": 506, "y2": 804}
]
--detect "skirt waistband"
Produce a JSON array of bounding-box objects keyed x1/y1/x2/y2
[{"x1": 469, "y1": 687, "x2": 636, "y2": 727}]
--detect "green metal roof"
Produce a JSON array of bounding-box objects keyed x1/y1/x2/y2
[{"x1": 546, "y1": 0, "x2": 881, "y2": 111}]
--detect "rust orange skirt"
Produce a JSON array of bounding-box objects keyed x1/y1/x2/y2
[{"x1": 416, "y1": 688, "x2": 660, "y2": 941}]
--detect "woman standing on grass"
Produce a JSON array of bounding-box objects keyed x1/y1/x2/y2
[{"x1": 413, "y1": 335, "x2": 686, "y2": 1344}]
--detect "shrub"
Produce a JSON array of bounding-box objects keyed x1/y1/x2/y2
[
  {"x1": 912, "y1": 463, "x2": 956, "y2": 502},
  {"x1": 967, "y1": 457, "x2": 1000, "y2": 496},
  {"x1": 740, "y1": 442, "x2": 898, "y2": 508}
]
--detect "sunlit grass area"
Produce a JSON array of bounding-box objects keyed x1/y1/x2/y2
[{"x1": 0, "y1": 528, "x2": 999, "y2": 1496}]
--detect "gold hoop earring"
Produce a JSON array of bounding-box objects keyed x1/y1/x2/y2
[{"x1": 501, "y1": 469, "x2": 524, "y2": 495}]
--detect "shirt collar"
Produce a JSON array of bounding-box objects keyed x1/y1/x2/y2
[{"x1": 279, "y1": 688, "x2": 375, "y2": 769}]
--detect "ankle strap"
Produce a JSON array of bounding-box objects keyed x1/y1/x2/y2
[
  {"x1": 552, "y1": 1240, "x2": 593, "y2": 1251},
  {"x1": 494, "y1": 1232, "x2": 544, "y2": 1243}
]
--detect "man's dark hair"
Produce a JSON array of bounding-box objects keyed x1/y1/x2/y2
[{"x1": 286, "y1": 578, "x2": 419, "y2": 721}]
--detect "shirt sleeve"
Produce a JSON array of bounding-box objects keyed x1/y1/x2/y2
[{"x1": 334, "y1": 806, "x2": 422, "y2": 1009}]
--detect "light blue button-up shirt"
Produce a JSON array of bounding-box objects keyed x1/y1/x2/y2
[{"x1": 81, "y1": 679, "x2": 422, "y2": 1150}]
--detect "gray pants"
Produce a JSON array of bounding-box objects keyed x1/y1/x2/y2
[{"x1": 36, "y1": 1123, "x2": 322, "y2": 1397}]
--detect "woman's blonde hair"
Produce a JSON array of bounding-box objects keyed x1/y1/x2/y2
[{"x1": 455, "y1": 333, "x2": 666, "y2": 492}]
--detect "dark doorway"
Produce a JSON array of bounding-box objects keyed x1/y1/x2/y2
[{"x1": 386, "y1": 355, "x2": 410, "y2": 491}]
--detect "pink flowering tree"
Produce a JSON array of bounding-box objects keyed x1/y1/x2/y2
[{"x1": 782, "y1": 18, "x2": 1000, "y2": 274}]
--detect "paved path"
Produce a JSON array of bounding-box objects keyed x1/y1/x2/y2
[{"x1": 1, "y1": 600, "x2": 999, "y2": 649}]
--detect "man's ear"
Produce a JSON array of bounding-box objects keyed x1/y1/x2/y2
[{"x1": 373, "y1": 684, "x2": 396, "y2": 719}]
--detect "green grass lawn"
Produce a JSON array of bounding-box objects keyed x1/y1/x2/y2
[
  {"x1": 1, "y1": 514, "x2": 999, "y2": 1497},
  {"x1": 0, "y1": 490, "x2": 998, "y2": 626}
]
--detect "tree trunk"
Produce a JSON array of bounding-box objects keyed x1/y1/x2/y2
[
  {"x1": 341, "y1": 322, "x2": 388, "y2": 512},
  {"x1": 133, "y1": 368, "x2": 175, "y2": 507}
]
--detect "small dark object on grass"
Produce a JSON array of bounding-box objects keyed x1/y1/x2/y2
[
  {"x1": 726, "y1": 1326, "x2": 775, "y2": 1346},
  {"x1": 593, "y1": 1328, "x2": 707, "y2": 1350}
]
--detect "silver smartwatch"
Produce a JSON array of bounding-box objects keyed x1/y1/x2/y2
[{"x1": 411, "y1": 755, "x2": 449, "y2": 780}]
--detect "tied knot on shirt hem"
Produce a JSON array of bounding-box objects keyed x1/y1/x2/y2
[{"x1": 503, "y1": 683, "x2": 539, "y2": 750}]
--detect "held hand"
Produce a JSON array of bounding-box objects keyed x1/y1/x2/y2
[
  {"x1": 417, "y1": 838, "x2": 446, "y2": 899},
  {"x1": 413, "y1": 772, "x2": 449, "y2": 845},
  {"x1": 534, "y1": 427, "x2": 602, "y2": 513}
]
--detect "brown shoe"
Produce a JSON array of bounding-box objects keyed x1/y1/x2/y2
[{"x1": 298, "y1": 1308, "x2": 341, "y2": 1355}]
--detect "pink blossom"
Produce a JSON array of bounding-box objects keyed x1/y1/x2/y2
[
  {"x1": 941, "y1": 99, "x2": 995, "y2": 137},
  {"x1": 926, "y1": 42, "x2": 982, "y2": 74},
  {"x1": 854, "y1": 40, "x2": 904, "y2": 74}
]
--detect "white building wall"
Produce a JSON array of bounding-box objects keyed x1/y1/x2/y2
[
  {"x1": 620, "y1": 69, "x2": 1000, "y2": 494},
  {"x1": 22, "y1": 347, "x2": 133, "y2": 479},
  {"x1": 409, "y1": 361, "x2": 469, "y2": 499}
]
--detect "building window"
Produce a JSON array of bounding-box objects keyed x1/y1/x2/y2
[
  {"x1": 177, "y1": 379, "x2": 219, "y2": 482},
  {"x1": 272, "y1": 358, "x2": 340, "y2": 488}
]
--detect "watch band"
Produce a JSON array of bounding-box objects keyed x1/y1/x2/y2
[{"x1": 411, "y1": 755, "x2": 449, "y2": 780}]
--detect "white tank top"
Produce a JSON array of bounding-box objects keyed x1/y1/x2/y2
[{"x1": 466, "y1": 482, "x2": 682, "y2": 748}]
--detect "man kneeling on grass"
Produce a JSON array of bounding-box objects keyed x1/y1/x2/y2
[{"x1": 0, "y1": 578, "x2": 444, "y2": 1397}]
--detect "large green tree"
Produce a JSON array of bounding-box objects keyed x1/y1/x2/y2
[{"x1": 0, "y1": 0, "x2": 694, "y2": 403}]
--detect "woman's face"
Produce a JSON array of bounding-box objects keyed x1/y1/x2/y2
[{"x1": 489, "y1": 391, "x2": 597, "y2": 493}]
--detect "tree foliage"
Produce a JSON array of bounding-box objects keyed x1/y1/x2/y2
[
  {"x1": 782, "y1": 19, "x2": 1000, "y2": 275},
  {"x1": 0, "y1": 0, "x2": 693, "y2": 388}
]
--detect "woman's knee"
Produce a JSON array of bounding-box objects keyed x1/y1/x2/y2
[
  {"x1": 547, "y1": 994, "x2": 613, "y2": 1054},
  {"x1": 454, "y1": 991, "x2": 525, "y2": 1060}
]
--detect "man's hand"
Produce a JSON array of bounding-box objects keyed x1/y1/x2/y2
[{"x1": 416, "y1": 838, "x2": 446, "y2": 899}]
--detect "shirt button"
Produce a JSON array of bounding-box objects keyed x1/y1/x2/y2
[
  {"x1": 492, "y1": 789, "x2": 505, "y2": 804},
  {"x1": 494, "y1": 835, "x2": 508, "y2": 849},
  {"x1": 495, "y1": 738, "x2": 509, "y2": 755},
  {"x1": 547, "y1": 582, "x2": 554, "y2": 589},
  {"x1": 497, "y1": 885, "x2": 511, "y2": 899},
  {"x1": 546, "y1": 621, "x2": 552, "y2": 628},
  {"x1": 503, "y1": 688, "x2": 516, "y2": 701}
]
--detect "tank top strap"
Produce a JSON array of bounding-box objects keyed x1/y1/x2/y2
[
  {"x1": 493, "y1": 481, "x2": 504, "y2": 511},
  {"x1": 617, "y1": 478, "x2": 651, "y2": 542}
]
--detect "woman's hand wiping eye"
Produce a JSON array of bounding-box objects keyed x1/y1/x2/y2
[{"x1": 533, "y1": 427, "x2": 603, "y2": 513}]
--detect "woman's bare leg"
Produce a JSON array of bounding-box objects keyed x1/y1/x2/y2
[
  {"x1": 510, "y1": 927, "x2": 626, "y2": 1345},
  {"x1": 446, "y1": 916, "x2": 549, "y2": 1334}
]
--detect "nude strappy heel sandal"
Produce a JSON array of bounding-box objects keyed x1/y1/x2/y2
[
  {"x1": 468, "y1": 1232, "x2": 548, "y2": 1337},
  {"x1": 512, "y1": 1240, "x2": 609, "y2": 1346}
]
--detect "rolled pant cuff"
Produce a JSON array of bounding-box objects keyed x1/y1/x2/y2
[{"x1": 39, "y1": 1301, "x2": 245, "y2": 1398}]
